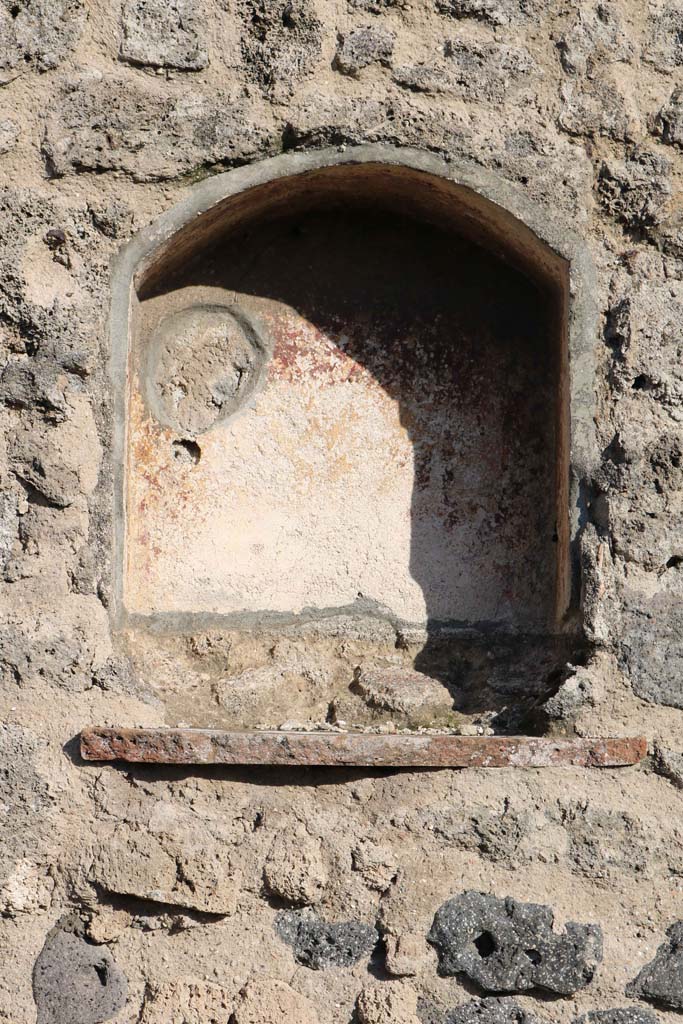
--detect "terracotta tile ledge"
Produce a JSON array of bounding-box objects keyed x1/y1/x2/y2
[{"x1": 80, "y1": 728, "x2": 647, "y2": 769}]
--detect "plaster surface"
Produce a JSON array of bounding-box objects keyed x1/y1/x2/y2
[{"x1": 126, "y1": 207, "x2": 560, "y2": 627}]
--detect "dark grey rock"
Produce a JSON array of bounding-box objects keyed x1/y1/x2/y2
[
  {"x1": 119, "y1": 0, "x2": 208, "y2": 71},
  {"x1": 275, "y1": 909, "x2": 377, "y2": 969},
  {"x1": 653, "y1": 87, "x2": 683, "y2": 150},
  {"x1": 627, "y1": 922, "x2": 683, "y2": 1009},
  {"x1": 418, "y1": 1000, "x2": 446, "y2": 1024},
  {"x1": 597, "y1": 148, "x2": 671, "y2": 234},
  {"x1": 574, "y1": 1010, "x2": 659, "y2": 1024},
  {"x1": 0, "y1": 0, "x2": 84, "y2": 85},
  {"x1": 33, "y1": 916, "x2": 127, "y2": 1024},
  {"x1": 541, "y1": 669, "x2": 594, "y2": 723},
  {"x1": 654, "y1": 747, "x2": 683, "y2": 789},
  {"x1": 427, "y1": 891, "x2": 602, "y2": 995},
  {"x1": 239, "y1": 0, "x2": 322, "y2": 97},
  {"x1": 620, "y1": 593, "x2": 683, "y2": 709},
  {"x1": 446, "y1": 999, "x2": 538, "y2": 1024},
  {"x1": 334, "y1": 26, "x2": 395, "y2": 76}
]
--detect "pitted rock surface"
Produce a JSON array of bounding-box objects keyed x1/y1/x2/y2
[
  {"x1": 275, "y1": 908, "x2": 378, "y2": 969},
  {"x1": 427, "y1": 891, "x2": 602, "y2": 995},
  {"x1": 232, "y1": 978, "x2": 318, "y2": 1024},
  {"x1": 655, "y1": 747, "x2": 683, "y2": 789},
  {"x1": 350, "y1": 665, "x2": 456, "y2": 727},
  {"x1": 0, "y1": 0, "x2": 84, "y2": 84},
  {"x1": 263, "y1": 830, "x2": 328, "y2": 906},
  {"x1": 119, "y1": 0, "x2": 208, "y2": 70},
  {"x1": 627, "y1": 922, "x2": 683, "y2": 1009},
  {"x1": 356, "y1": 982, "x2": 421, "y2": 1024},
  {"x1": 445, "y1": 999, "x2": 539, "y2": 1024},
  {"x1": 573, "y1": 1011, "x2": 659, "y2": 1024},
  {"x1": 334, "y1": 26, "x2": 395, "y2": 76},
  {"x1": 32, "y1": 917, "x2": 127, "y2": 1024}
]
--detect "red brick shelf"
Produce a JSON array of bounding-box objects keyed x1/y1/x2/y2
[{"x1": 80, "y1": 728, "x2": 647, "y2": 769}]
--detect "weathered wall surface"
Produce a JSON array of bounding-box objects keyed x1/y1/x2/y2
[{"x1": 2, "y1": 1, "x2": 683, "y2": 1022}]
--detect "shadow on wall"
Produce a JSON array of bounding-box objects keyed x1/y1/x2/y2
[{"x1": 142, "y1": 205, "x2": 566, "y2": 701}]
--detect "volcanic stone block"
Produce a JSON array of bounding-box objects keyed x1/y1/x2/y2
[
  {"x1": 263, "y1": 831, "x2": 328, "y2": 906},
  {"x1": 428, "y1": 891, "x2": 602, "y2": 995},
  {"x1": 91, "y1": 829, "x2": 239, "y2": 915},
  {"x1": 120, "y1": 0, "x2": 208, "y2": 70},
  {"x1": 33, "y1": 917, "x2": 127, "y2": 1024},
  {"x1": 655, "y1": 747, "x2": 683, "y2": 789},
  {"x1": 351, "y1": 665, "x2": 456, "y2": 726},
  {"x1": 574, "y1": 1011, "x2": 659, "y2": 1024},
  {"x1": 275, "y1": 909, "x2": 377, "y2": 969},
  {"x1": 446, "y1": 999, "x2": 539, "y2": 1024},
  {"x1": 334, "y1": 26, "x2": 395, "y2": 76},
  {"x1": 627, "y1": 922, "x2": 683, "y2": 1009},
  {"x1": 0, "y1": 0, "x2": 84, "y2": 84},
  {"x1": 654, "y1": 87, "x2": 683, "y2": 149}
]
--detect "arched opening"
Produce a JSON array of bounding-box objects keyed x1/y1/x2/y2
[{"x1": 111, "y1": 148, "x2": 597, "y2": 735}]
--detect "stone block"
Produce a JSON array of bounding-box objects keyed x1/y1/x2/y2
[
  {"x1": 275, "y1": 908, "x2": 377, "y2": 969},
  {"x1": 120, "y1": 0, "x2": 208, "y2": 71},
  {"x1": 627, "y1": 922, "x2": 683, "y2": 1009},
  {"x1": 263, "y1": 830, "x2": 328, "y2": 906},
  {"x1": 428, "y1": 891, "x2": 602, "y2": 995},
  {"x1": 32, "y1": 917, "x2": 127, "y2": 1024},
  {"x1": 232, "y1": 978, "x2": 318, "y2": 1024}
]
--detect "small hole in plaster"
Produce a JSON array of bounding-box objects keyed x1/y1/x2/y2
[
  {"x1": 632, "y1": 374, "x2": 655, "y2": 391},
  {"x1": 172, "y1": 439, "x2": 201, "y2": 465},
  {"x1": 525, "y1": 948, "x2": 542, "y2": 965}
]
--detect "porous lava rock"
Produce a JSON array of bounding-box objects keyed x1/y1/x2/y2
[
  {"x1": 32, "y1": 916, "x2": 127, "y2": 1024},
  {"x1": 275, "y1": 908, "x2": 378, "y2": 969},
  {"x1": 139, "y1": 980, "x2": 232, "y2": 1023},
  {"x1": 263, "y1": 830, "x2": 328, "y2": 906},
  {"x1": 239, "y1": 0, "x2": 322, "y2": 96},
  {"x1": 653, "y1": 87, "x2": 683, "y2": 150},
  {"x1": 119, "y1": 0, "x2": 208, "y2": 71},
  {"x1": 427, "y1": 891, "x2": 602, "y2": 995},
  {"x1": 43, "y1": 75, "x2": 274, "y2": 182},
  {"x1": 573, "y1": 1010, "x2": 659, "y2": 1024},
  {"x1": 597, "y1": 148, "x2": 672, "y2": 235},
  {"x1": 356, "y1": 981, "x2": 421, "y2": 1024},
  {"x1": 0, "y1": 0, "x2": 84, "y2": 84},
  {"x1": 445, "y1": 999, "x2": 539, "y2": 1024},
  {"x1": 350, "y1": 664, "x2": 456, "y2": 727},
  {"x1": 334, "y1": 26, "x2": 395, "y2": 76},
  {"x1": 626, "y1": 922, "x2": 683, "y2": 1009}
]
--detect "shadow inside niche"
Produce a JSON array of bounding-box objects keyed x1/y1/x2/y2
[{"x1": 140, "y1": 203, "x2": 580, "y2": 716}]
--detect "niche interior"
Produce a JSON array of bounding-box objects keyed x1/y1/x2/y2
[{"x1": 102, "y1": 148, "x2": 604, "y2": 763}]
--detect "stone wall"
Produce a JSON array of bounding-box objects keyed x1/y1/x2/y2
[{"x1": 2, "y1": 0, "x2": 683, "y2": 1022}]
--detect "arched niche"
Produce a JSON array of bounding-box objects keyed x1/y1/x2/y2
[{"x1": 110, "y1": 145, "x2": 598, "y2": 726}]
